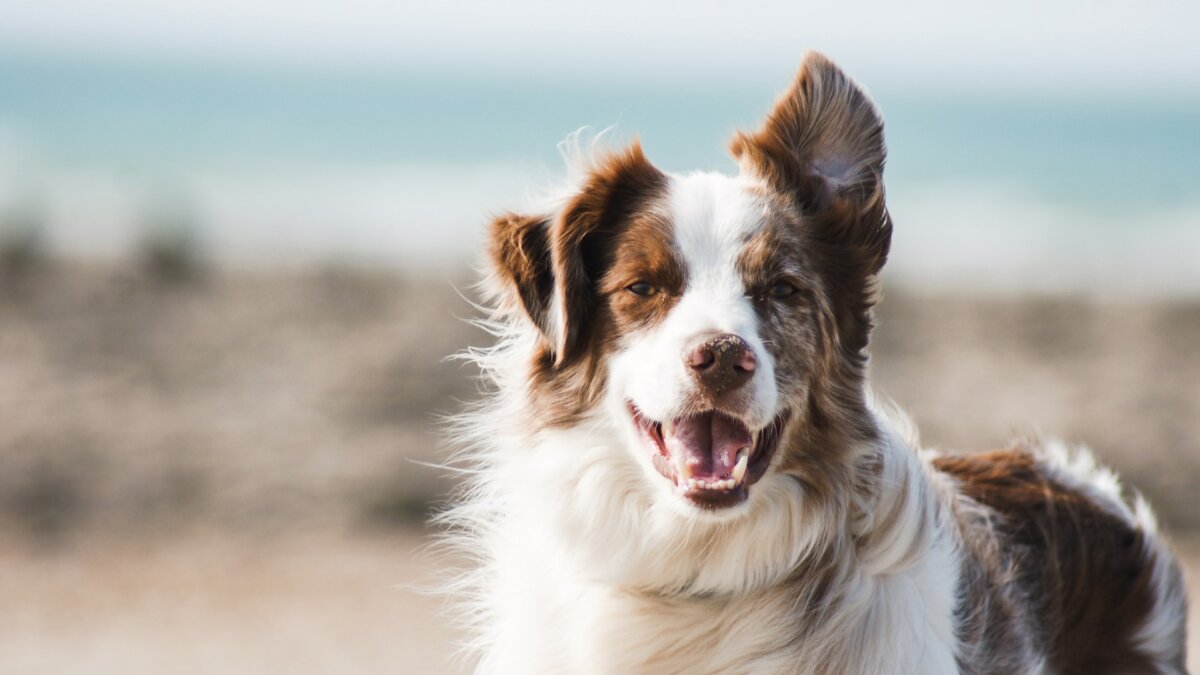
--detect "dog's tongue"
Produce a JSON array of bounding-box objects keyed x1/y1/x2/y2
[{"x1": 663, "y1": 412, "x2": 752, "y2": 479}]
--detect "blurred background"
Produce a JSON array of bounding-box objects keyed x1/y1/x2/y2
[{"x1": 1, "y1": 1, "x2": 1198, "y2": 672}]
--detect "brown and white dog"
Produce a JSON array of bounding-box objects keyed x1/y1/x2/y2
[{"x1": 445, "y1": 52, "x2": 1189, "y2": 674}]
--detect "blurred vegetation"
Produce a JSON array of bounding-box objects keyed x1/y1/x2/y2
[
  {"x1": 0, "y1": 260, "x2": 483, "y2": 544},
  {"x1": 138, "y1": 196, "x2": 206, "y2": 283},
  {"x1": 0, "y1": 198, "x2": 47, "y2": 281}
]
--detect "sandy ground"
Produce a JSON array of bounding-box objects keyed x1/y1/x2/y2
[
  {"x1": 1, "y1": 260, "x2": 1198, "y2": 672},
  {"x1": 0, "y1": 530, "x2": 1195, "y2": 674},
  {"x1": 0, "y1": 530, "x2": 464, "y2": 674}
]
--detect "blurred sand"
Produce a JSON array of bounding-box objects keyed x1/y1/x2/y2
[
  {"x1": 1, "y1": 261, "x2": 1197, "y2": 672},
  {"x1": 0, "y1": 531, "x2": 463, "y2": 674}
]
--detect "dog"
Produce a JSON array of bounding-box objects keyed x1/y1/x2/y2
[{"x1": 444, "y1": 51, "x2": 1189, "y2": 674}]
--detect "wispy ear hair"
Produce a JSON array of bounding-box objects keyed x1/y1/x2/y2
[{"x1": 730, "y1": 50, "x2": 887, "y2": 215}]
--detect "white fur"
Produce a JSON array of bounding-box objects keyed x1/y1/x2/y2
[
  {"x1": 1131, "y1": 494, "x2": 1190, "y2": 675},
  {"x1": 1038, "y1": 439, "x2": 1134, "y2": 523}
]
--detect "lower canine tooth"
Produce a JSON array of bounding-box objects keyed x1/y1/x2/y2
[
  {"x1": 675, "y1": 452, "x2": 691, "y2": 479},
  {"x1": 732, "y1": 449, "x2": 750, "y2": 484}
]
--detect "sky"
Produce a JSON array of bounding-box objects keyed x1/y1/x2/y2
[
  {"x1": 1, "y1": 1, "x2": 1197, "y2": 291},
  {"x1": 2, "y1": 0, "x2": 1199, "y2": 90}
]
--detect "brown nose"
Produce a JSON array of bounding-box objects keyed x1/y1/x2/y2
[{"x1": 685, "y1": 333, "x2": 756, "y2": 393}]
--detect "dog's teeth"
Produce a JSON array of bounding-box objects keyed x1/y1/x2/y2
[
  {"x1": 732, "y1": 448, "x2": 750, "y2": 484},
  {"x1": 724, "y1": 479, "x2": 735, "y2": 490},
  {"x1": 674, "y1": 452, "x2": 691, "y2": 479},
  {"x1": 687, "y1": 478, "x2": 699, "y2": 490},
  {"x1": 663, "y1": 419, "x2": 675, "y2": 437}
]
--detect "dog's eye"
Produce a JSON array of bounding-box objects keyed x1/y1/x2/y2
[
  {"x1": 768, "y1": 282, "x2": 797, "y2": 299},
  {"x1": 627, "y1": 282, "x2": 658, "y2": 297}
]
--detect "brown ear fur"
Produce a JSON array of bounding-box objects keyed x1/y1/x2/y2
[
  {"x1": 488, "y1": 142, "x2": 666, "y2": 365},
  {"x1": 730, "y1": 51, "x2": 887, "y2": 215},
  {"x1": 488, "y1": 211, "x2": 556, "y2": 339},
  {"x1": 730, "y1": 51, "x2": 892, "y2": 353},
  {"x1": 550, "y1": 142, "x2": 667, "y2": 364}
]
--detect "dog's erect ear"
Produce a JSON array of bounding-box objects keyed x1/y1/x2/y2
[
  {"x1": 731, "y1": 50, "x2": 886, "y2": 211},
  {"x1": 730, "y1": 51, "x2": 890, "y2": 274},
  {"x1": 489, "y1": 143, "x2": 666, "y2": 365}
]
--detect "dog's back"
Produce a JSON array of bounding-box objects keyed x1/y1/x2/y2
[{"x1": 937, "y1": 446, "x2": 1187, "y2": 674}]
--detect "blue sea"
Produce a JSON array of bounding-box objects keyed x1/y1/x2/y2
[{"x1": 1, "y1": 52, "x2": 1198, "y2": 293}]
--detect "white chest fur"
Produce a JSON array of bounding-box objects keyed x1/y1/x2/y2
[{"x1": 480, "y1": 488, "x2": 963, "y2": 675}]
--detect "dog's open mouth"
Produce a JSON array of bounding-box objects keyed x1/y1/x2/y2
[{"x1": 628, "y1": 402, "x2": 788, "y2": 509}]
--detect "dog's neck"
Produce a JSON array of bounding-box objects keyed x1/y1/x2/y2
[
  {"x1": 475, "y1": 409, "x2": 961, "y2": 674},
  {"x1": 849, "y1": 415, "x2": 948, "y2": 575}
]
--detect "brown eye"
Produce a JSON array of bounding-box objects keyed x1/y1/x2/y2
[
  {"x1": 768, "y1": 281, "x2": 797, "y2": 299},
  {"x1": 627, "y1": 282, "x2": 658, "y2": 297}
]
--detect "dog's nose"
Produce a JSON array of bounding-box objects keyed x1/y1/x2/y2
[{"x1": 685, "y1": 333, "x2": 756, "y2": 393}]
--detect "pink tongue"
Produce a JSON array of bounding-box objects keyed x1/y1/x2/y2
[{"x1": 663, "y1": 412, "x2": 752, "y2": 480}]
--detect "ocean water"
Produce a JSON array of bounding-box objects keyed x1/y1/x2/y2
[{"x1": 1, "y1": 53, "x2": 1198, "y2": 293}]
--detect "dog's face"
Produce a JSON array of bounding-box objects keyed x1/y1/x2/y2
[
  {"x1": 488, "y1": 52, "x2": 891, "y2": 519},
  {"x1": 604, "y1": 174, "x2": 817, "y2": 512}
]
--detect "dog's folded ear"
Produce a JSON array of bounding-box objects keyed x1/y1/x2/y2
[
  {"x1": 488, "y1": 143, "x2": 666, "y2": 365},
  {"x1": 488, "y1": 211, "x2": 557, "y2": 342}
]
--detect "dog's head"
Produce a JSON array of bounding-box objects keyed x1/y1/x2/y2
[{"x1": 487, "y1": 52, "x2": 890, "y2": 522}]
